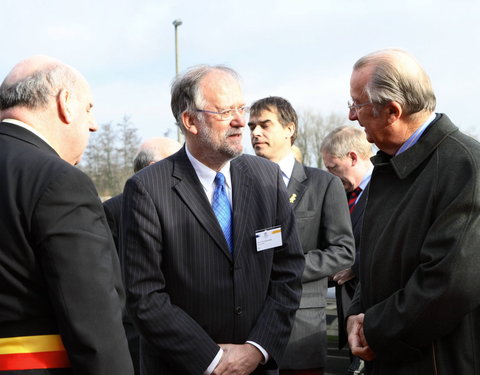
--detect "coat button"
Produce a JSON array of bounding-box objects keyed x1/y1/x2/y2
[{"x1": 235, "y1": 306, "x2": 243, "y2": 315}]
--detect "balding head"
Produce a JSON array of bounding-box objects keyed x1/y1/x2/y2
[
  {"x1": 0, "y1": 55, "x2": 85, "y2": 112},
  {"x1": 133, "y1": 137, "x2": 182, "y2": 172},
  {"x1": 0, "y1": 56, "x2": 97, "y2": 165},
  {"x1": 353, "y1": 49, "x2": 436, "y2": 118}
]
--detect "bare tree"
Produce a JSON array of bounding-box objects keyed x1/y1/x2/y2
[
  {"x1": 116, "y1": 116, "x2": 141, "y2": 187},
  {"x1": 296, "y1": 110, "x2": 347, "y2": 168},
  {"x1": 80, "y1": 117, "x2": 141, "y2": 198}
]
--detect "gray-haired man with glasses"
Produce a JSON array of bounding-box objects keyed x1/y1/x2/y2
[
  {"x1": 120, "y1": 65, "x2": 304, "y2": 375},
  {"x1": 346, "y1": 49, "x2": 480, "y2": 375}
]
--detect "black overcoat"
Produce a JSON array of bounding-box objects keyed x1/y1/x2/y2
[{"x1": 349, "y1": 114, "x2": 480, "y2": 375}]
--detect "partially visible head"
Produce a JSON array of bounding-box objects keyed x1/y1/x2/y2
[
  {"x1": 249, "y1": 96, "x2": 298, "y2": 162},
  {"x1": 349, "y1": 49, "x2": 436, "y2": 154},
  {"x1": 170, "y1": 65, "x2": 246, "y2": 170},
  {"x1": 0, "y1": 55, "x2": 97, "y2": 165},
  {"x1": 133, "y1": 137, "x2": 181, "y2": 173},
  {"x1": 321, "y1": 126, "x2": 373, "y2": 192},
  {"x1": 291, "y1": 145, "x2": 303, "y2": 163}
]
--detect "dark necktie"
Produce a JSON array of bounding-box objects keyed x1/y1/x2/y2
[
  {"x1": 348, "y1": 187, "x2": 362, "y2": 213},
  {"x1": 212, "y1": 172, "x2": 233, "y2": 253}
]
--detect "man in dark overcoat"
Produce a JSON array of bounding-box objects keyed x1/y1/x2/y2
[
  {"x1": 346, "y1": 48, "x2": 480, "y2": 375},
  {"x1": 0, "y1": 56, "x2": 132, "y2": 374}
]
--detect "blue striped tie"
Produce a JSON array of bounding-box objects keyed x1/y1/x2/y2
[{"x1": 212, "y1": 172, "x2": 233, "y2": 253}]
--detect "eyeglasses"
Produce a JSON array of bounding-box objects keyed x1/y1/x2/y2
[
  {"x1": 347, "y1": 100, "x2": 372, "y2": 112},
  {"x1": 196, "y1": 106, "x2": 250, "y2": 120}
]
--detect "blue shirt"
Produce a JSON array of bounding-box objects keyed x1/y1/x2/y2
[{"x1": 396, "y1": 113, "x2": 436, "y2": 155}]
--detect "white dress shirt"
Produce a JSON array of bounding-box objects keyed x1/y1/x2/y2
[
  {"x1": 2, "y1": 118, "x2": 54, "y2": 149},
  {"x1": 276, "y1": 152, "x2": 296, "y2": 187}
]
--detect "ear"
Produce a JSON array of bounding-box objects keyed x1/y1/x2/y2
[
  {"x1": 181, "y1": 111, "x2": 198, "y2": 135},
  {"x1": 347, "y1": 151, "x2": 359, "y2": 166},
  {"x1": 285, "y1": 122, "x2": 295, "y2": 138},
  {"x1": 57, "y1": 88, "x2": 73, "y2": 124},
  {"x1": 386, "y1": 101, "x2": 402, "y2": 124}
]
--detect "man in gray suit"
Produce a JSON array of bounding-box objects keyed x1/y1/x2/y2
[
  {"x1": 121, "y1": 66, "x2": 305, "y2": 374},
  {"x1": 248, "y1": 96, "x2": 355, "y2": 375}
]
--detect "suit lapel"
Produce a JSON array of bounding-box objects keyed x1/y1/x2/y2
[
  {"x1": 230, "y1": 156, "x2": 253, "y2": 261},
  {"x1": 287, "y1": 161, "x2": 308, "y2": 210},
  {"x1": 172, "y1": 148, "x2": 232, "y2": 260}
]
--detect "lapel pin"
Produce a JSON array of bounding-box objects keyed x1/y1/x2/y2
[{"x1": 289, "y1": 193, "x2": 297, "y2": 204}]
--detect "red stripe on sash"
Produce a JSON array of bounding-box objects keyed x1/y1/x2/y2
[{"x1": 0, "y1": 350, "x2": 71, "y2": 370}]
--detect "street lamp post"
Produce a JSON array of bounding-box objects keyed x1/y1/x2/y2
[{"x1": 173, "y1": 19, "x2": 183, "y2": 143}]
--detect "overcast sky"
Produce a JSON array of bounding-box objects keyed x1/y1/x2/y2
[{"x1": 1, "y1": 0, "x2": 479, "y2": 145}]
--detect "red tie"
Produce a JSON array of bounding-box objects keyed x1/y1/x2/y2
[{"x1": 348, "y1": 187, "x2": 362, "y2": 213}]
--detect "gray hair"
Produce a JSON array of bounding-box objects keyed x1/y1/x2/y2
[
  {"x1": 0, "y1": 64, "x2": 77, "y2": 110},
  {"x1": 320, "y1": 126, "x2": 373, "y2": 159},
  {"x1": 133, "y1": 149, "x2": 155, "y2": 173},
  {"x1": 354, "y1": 49, "x2": 436, "y2": 117},
  {"x1": 170, "y1": 65, "x2": 240, "y2": 132}
]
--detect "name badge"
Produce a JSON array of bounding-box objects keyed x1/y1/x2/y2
[{"x1": 255, "y1": 226, "x2": 282, "y2": 252}]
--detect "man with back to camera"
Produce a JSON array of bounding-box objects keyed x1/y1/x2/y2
[
  {"x1": 346, "y1": 48, "x2": 480, "y2": 374},
  {"x1": 248, "y1": 96, "x2": 355, "y2": 375},
  {"x1": 320, "y1": 126, "x2": 373, "y2": 374},
  {"x1": 103, "y1": 136, "x2": 182, "y2": 248},
  {"x1": 103, "y1": 136, "x2": 181, "y2": 375},
  {"x1": 0, "y1": 56, "x2": 133, "y2": 374},
  {"x1": 120, "y1": 66, "x2": 305, "y2": 374}
]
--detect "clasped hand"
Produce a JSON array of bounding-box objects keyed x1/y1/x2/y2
[
  {"x1": 212, "y1": 343, "x2": 262, "y2": 375},
  {"x1": 347, "y1": 313, "x2": 376, "y2": 361}
]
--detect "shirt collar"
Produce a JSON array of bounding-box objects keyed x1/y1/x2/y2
[
  {"x1": 396, "y1": 112, "x2": 436, "y2": 156},
  {"x1": 185, "y1": 145, "x2": 232, "y2": 196},
  {"x1": 276, "y1": 152, "x2": 296, "y2": 179},
  {"x1": 358, "y1": 167, "x2": 373, "y2": 191}
]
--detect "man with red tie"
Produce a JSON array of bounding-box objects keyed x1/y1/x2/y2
[{"x1": 320, "y1": 126, "x2": 373, "y2": 374}]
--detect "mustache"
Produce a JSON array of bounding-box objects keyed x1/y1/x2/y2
[{"x1": 225, "y1": 129, "x2": 243, "y2": 137}]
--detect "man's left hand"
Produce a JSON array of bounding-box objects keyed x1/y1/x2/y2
[
  {"x1": 347, "y1": 313, "x2": 376, "y2": 361},
  {"x1": 333, "y1": 268, "x2": 355, "y2": 285},
  {"x1": 212, "y1": 343, "x2": 263, "y2": 375}
]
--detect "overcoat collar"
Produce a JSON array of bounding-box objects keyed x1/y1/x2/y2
[{"x1": 371, "y1": 114, "x2": 458, "y2": 179}]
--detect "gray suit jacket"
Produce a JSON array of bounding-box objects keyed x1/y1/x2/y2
[
  {"x1": 121, "y1": 148, "x2": 305, "y2": 374},
  {"x1": 280, "y1": 161, "x2": 355, "y2": 369}
]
